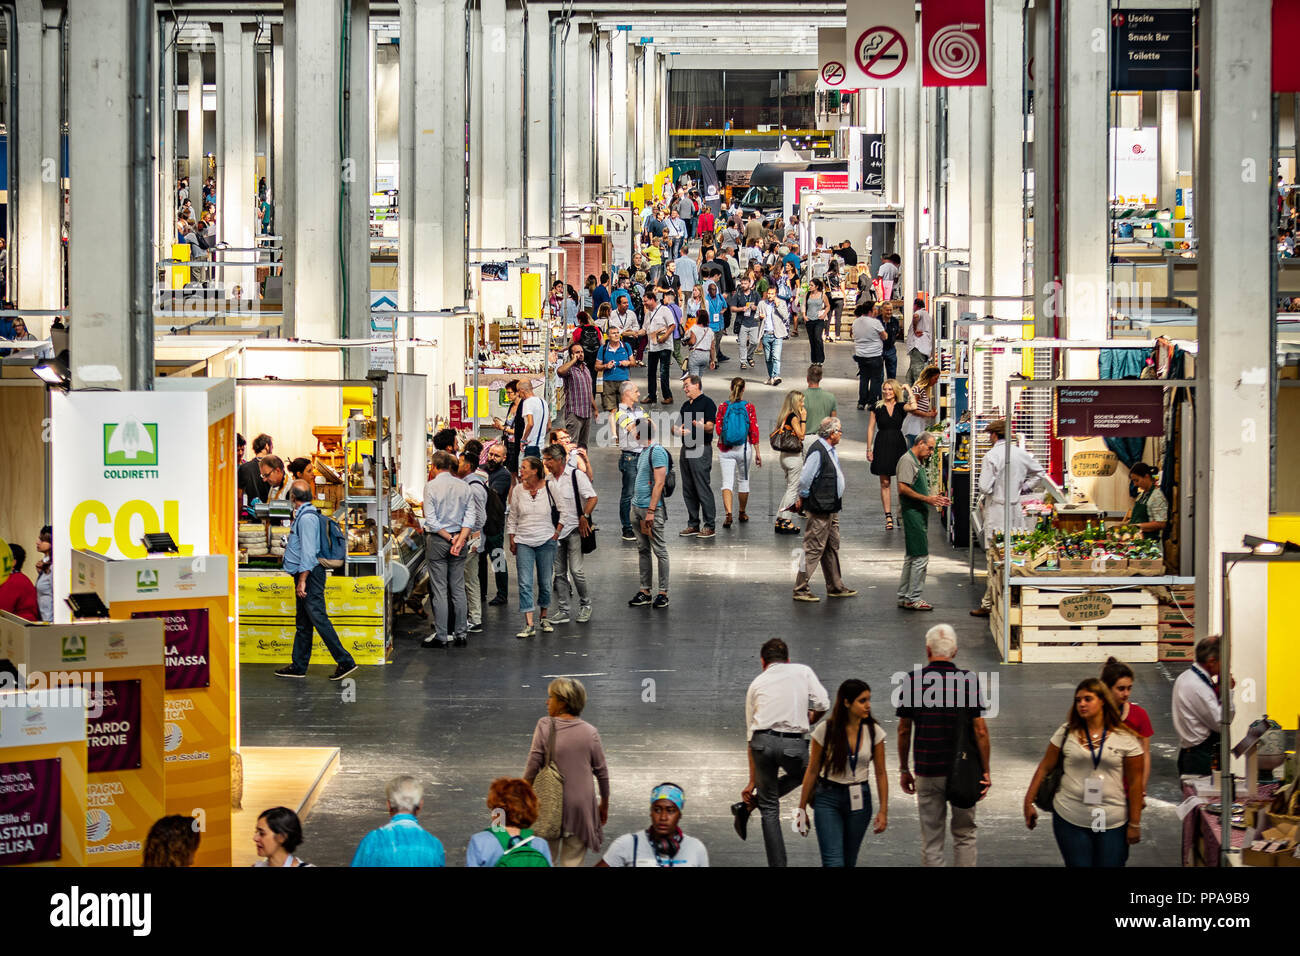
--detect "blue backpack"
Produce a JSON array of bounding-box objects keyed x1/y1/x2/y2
[
  {"x1": 721, "y1": 400, "x2": 750, "y2": 447},
  {"x1": 304, "y1": 506, "x2": 347, "y2": 569}
]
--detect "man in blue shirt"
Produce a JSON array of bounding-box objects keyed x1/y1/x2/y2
[
  {"x1": 350, "y1": 775, "x2": 446, "y2": 867},
  {"x1": 276, "y1": 481, "x2": 358, "y2": 680},
  {"x1": 782, "y1": 244, "x2": 802, "y2": 272},
  {"x1": 629, "y1": 418, "x2": 670, "y2": 609},
  {"x1": 595, "y1": 327, "x2": 635, "y2": 413},
  {"x1": 593, "y1": 272, "x2": 612, "y2": 310}
]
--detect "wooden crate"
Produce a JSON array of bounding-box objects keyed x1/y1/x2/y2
[
  {"x1": 1019, "y1": 587, "x2": 1158, "y2": 628},
  {"x1": 1016, "y1": 587, "x2": 1158, "y2": 663}
]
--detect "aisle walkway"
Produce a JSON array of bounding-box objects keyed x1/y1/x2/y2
[{"x1": 241, "y1": 334, "x2": 1185, "y2": 867}]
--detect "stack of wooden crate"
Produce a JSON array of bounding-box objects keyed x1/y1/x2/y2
[{"x1": 1157, "y1": 586, "x2": 1196, "y2": 661}]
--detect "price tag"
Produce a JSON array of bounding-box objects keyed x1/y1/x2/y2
[
  {"x1": 849, "y1": 784, "x2": 865, "y2": 812},
  {"x1": 1084, "y1": 775, "x2": 1104, "y2": 805},
  {"x1": 1175, "y1": 794, "x2": 1207, "y2": 820}
]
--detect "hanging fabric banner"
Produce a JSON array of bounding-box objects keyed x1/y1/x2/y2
[
  {"x1": 922, "y1": 0, "x2": 989, "y2": 87},
  {"x1": 845, "y1": 0, "x2": 918, "y2": 88}
]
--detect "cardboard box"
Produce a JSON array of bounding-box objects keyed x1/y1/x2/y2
[
  {"x1": 1159, "y1": 641, "x2": 1196, "y2": 662},
  {"x1": 1158, "y1": 621, "x2": 1195, "y2": 639},
  {"x1": 1158, "y1": 606, "x2": 1196, "y2": 625}
]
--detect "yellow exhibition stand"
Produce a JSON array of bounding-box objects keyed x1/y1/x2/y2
[
  {"x1": 71, "y1": 551, "x2": 233, "y2": 867},
  {"x1": 0, "y1": 687, "x2": 88, "y2": 867},
  {"x1": 0, "y1": 613, "x2": 165, "y2": 866},
  {"x1": 237, "y1": 574, "x2": 387, "y2": 665},
  {"x1": 1267, "y1": 515, "x2": 1300, "y2": 721}
]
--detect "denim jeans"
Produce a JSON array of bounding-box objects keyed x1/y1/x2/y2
[
  {"x1": 883, "y1": 342, "x2": 898, "y2": 380},
  {"x1": 761, "y1": 333, "x2": 784, "y2": 378},
  {"x1": 290, "y1": 567, "x2": 355, "y2": 671},
  {"x1": 1052, "y1": 813, "x2": 1130, "y2": 867},
  {"x1": 647, "y1": 349, "x2": 674, "y2": 402},
  {"x1": 515, "y1": 538, "x2": 557, "y2": 613},
  {"x1": 485, "y1": 531, "x2": 507, "y2": 600},
  {"x1": 618, "y1": 451, "x2": 640, "y2": 532},
  {"x1": 812, "y1": 781, "x2": 873, "y2": 867},
  {"x1": 750, "y1": 730, "x2": 809, "y2": 867}
]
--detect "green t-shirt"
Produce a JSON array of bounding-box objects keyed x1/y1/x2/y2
[{"x1": 802, "y1": 388, "x2": 838, "y2": 433}]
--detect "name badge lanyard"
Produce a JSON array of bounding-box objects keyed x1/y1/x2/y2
[
  {"x1": 1085, "y1": 727, "x2": 1108, "y2": 771},
  {"x1": 847, "y1": 724, "x2": 864, "y2": 776}
]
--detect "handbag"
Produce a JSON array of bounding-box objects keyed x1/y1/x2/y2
[
  {"x1": 945, "y1": 712, "x2": 984, "y2": 809},
  {"x1": 1033, "y1": 725, "x2": 1070, "y2": 814},
  {"x1": 544, "y1": 484, "x2": 561, "y2": 529},
  {"x1": 770, "y1": 416, "x2": 803, "y2": 454},
  {"x1": 572, "y1": 469, "x2": 597, "y2": 555},
  {"x1": 532, "y1": 717, "x2": 566, "y2": 840}
]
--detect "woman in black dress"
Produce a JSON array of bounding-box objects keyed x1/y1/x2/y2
[{"x1": 866, "y1": 379, "x2": 909, "y2": 530}]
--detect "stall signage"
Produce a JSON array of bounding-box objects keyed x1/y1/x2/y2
[
  {"x1": 130, "y1": 609, "x2": 210, "y2": 690},
  {"x1": 1110, "y1": 9, "x2": 1197, "y2": 91},
  {"x1": 1057, "y1": 386, "x2": 1164, "y2": 437},
  {"x1": 1059, "y1": 592, "x2": 1114, "y2": 623},
  {"x1": 864, "y1": 133, "x2": 885, "y2": 190},
  {"x1": 0, "y1": 758, "x2": 62, "y2": 865},
  {"x1": 86, "y1": 680, "x2": 142, "y2": 774},
  {"x1": 52, "y1": 392, "x2": 210, "y2": 623},
  {"x1": 1070, "y1": 450, "x2": 1120, "y2": 477}
]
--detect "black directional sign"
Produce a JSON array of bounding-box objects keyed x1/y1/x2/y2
[{"x1": 1110, "y1": 9, "x2": 1197, "y2": 91}]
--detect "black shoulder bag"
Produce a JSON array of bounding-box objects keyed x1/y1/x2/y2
[
  {"x1": 945, "y1": 711, "x2": 984, "y2": 810},
  {"x1": 1033, "y1": 726, "x2": 1070, "y2": 814},
  {"x1": 572, "y1": 469, "x2": 597, "y2": 554}
]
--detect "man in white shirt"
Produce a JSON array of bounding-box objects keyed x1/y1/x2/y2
[
  {"x1": 851, "y1": 303, "x2": 887, "y2": 409},
  {"x1": 1171, "y1": 636, "x2": 1230, "y2": 775},
  {"x1": 971, "y1": 419, "x2": 1046, "y2": 616},
  {"x1": 542, "y1": 443, "x2": 597, "y2": 625},
  {"x1": 613, "y1": 381, "x2": 648, "y2": 540},
  {"x1": 643, "y1": 291, "x2": 677, "y2": 406},
  {"x1": 734, "y1": 637, "x2": 829, "y2": 867},
  {"x1": 665, "y1": 209, "x2": 688, "y2": 259},
  {"x1": 906, "y1": 297, "x2": 934, "y2": 384},
  {"x1": 516, "y1": 379, "x2": 549, "y2": 458}
]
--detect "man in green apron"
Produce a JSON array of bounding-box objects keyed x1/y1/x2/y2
[{"x1": 896, "y1": 433, "x2": 949, "y2": 611}]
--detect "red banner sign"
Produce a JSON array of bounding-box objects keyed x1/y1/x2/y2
[
  {"x1": 1275, "y1": 0, "x2": 1300, "y2": 92},
  {"x1": 922, "y1": 0, "x2": 988, "y2": 87}
]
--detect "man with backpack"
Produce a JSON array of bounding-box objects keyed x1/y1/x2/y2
[
  {"x1": 629, "y1": 418, "x2": 672, "y2": 609},
  {"x1": 276, "y1": 481, "x2": 358, "y2": 680}
]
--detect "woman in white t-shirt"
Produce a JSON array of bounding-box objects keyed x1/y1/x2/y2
[
  {"x1": 1023, "y1": 678, "x2": 1144, "y2": 867},
  {"x1": 796, "y1": 679, "x2": 889, "y2": 867},
  {"x1": 597, "y1": 783, "x2": 709, "y2": 867}
]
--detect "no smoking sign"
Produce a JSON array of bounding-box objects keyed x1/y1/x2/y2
[
  {"x1": 854, "y1": 26, "x2": 908, "y2": 80},
  {"x1": 821, "y1": 61, "x2": 847, "y2": 86}
]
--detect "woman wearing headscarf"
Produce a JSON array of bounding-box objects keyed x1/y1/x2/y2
[{"x1": 597, "y1": 783, "x2": 710, "y2": 867}]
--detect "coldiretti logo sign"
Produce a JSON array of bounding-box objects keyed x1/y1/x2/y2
[
  {"x1": 61, "y1": 636, "x2": 87, "y2": 663},
  {"x1": 136, "y1": 569, "x2": 159, "y2": 593},
  {"x1": 103, "y1": 420, "x2": 159, "y2": 476}
]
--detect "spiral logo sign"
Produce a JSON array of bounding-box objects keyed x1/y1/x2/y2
[
  {"x1": 928, "y1": 23, "x2": 981, "y2": 80},
  {"x1": 86, "y1": 808, "x2": 113, "y2": 843}
]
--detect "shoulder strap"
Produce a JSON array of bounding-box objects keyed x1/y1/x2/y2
[{"x1": 546, "y1": 716, "x2": 557, "y2": 764}]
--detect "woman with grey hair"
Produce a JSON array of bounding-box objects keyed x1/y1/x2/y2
[{"x1": 523, "y1": 677, "x2": 611, "y2": 867}]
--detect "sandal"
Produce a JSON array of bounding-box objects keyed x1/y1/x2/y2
[
  {"x1": 723, "y1": 514, "x2": 733, "y2": 528},
  {"x1": 885, "y1": 514, "x2": 895, "y2": 530},
  {"x1": 739, "y1": 512, "x2": 749, "y2": 523}
]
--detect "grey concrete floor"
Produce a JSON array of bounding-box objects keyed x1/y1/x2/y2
[{"x1": 240, "y1": 333, "x2": 1188, "y2": 867}]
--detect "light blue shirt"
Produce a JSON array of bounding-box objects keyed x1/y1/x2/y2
[
  {"x1": 634, "y1": 444, "x2": 671, "y2": 510},
  {"x1": 674, "y1": 255, "x2": 699, "y2": 291},
  {"x1": 422, "y1": 472, "x2": 472, "y2": 534},
  {"x1": 350, "y1": 814, "x2": 446, "y2": 867},
  {"x1": 283, "y1": 504, "x2": 322, "y2": 574},
  {"x1": 799, "y1": 437, "x2": 845, "y2": 499},
  {"x1": 706, "y1": 294, "x2": 728, "y2": 331},
  {"x1": 465, "y1": 829, "x2": 555, "y2": 867}
]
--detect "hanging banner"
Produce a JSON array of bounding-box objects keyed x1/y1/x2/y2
[
  {"x1": 1276, "y1": 0, "x2": 1300, "y2": 92},
  {"x1": 51, "y1": 391, "x2": 210, "y2": 623},
  {"x1": 922, "y1": 0, "x2": 988, "y2": 87},
  {"x1": 697, "y1": 155, "x2": 723, "y2": 218},
  {"x1": 1109, "y1": 127, "x2": 1159, "y2": 204},
  {"x1": 846, "y1": 0, "x2": 917, "y2": 88},
  {"x1": 817, "y1": 28, "x2": 854, "y2": 91}
]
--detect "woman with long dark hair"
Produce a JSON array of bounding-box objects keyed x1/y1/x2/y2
[{"x1": 796, "y1": 679, "x2": 889, "y2": 867}]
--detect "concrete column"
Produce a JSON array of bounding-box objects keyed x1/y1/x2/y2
[
  {"x1": 14, "y1": 0, "x2": 63, "y2": 315},
  {"x1": 901, "y1": 79, "x2": 920, "y2": 306},
  {"x1": 283, "y1": 1, "x2": 339, "y2": 339},
  {"x1": 524, "y1": 11, "x2": 550, "y2": 237},
  {"x1": 478, "y1": 0, "x2": 507, "y2": 250},
  {"x1": 344, "y1": 0, "x2": 372, "y2": 375},
  {"x1": 67, "y1": 0, "x2": 132, "y2": 389},
  {"x1": 399, "y1": 0, "x2": 468, "y2": 416},
  {"x1": 562, "y1": 24, "x2": 592, "y2": 220},
  {"x1": 640, "y1": 44, "x2": 656, "y2": 184},
  {"x1": 610, "y1": 32, "x2": 628, "y2": 189},
  {"x1": 987, "y1": 0, "x2": 1025, "y2": 320},
  {"x1": 967, "y1": 86, "x2": 990, "y2": 307},
  {"x1": 1030, "y1": 0, "x2": 1055, "y2": 335},
  {"x1": 946, "y1": 86, "x2": 971, "y2": 255},
  {"x1": 188, "y1": 51, "x2": 205, "y2": 188},
  {"x1": 595, "y1": 32, "x2": 611, "y2": 195},
  {"x1": 1194, "y1": 0, "x2": 1271, "y2": 749},
  {"x1": 503, "y1": 3, "x2": 523, "y2": 246},
  {"x1": 215, "y1": 20, "x2": 256, "y2": 295},
  {"x1": 271, "y1": 26, "x2": 284, "y2": 238},
  {"x1": 1158, "y1": 90, "x2": 1179, "y2": 211},
  {"x1": 158, "y1": 19, "x2": 177, "y2": 267},
  {"x1": 1058, "y1": 0, "x2": 1109, "y2": 375}
]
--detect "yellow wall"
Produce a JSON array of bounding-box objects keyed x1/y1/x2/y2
[{"x1": 1267, "y1": 515, "x2": 1300, "y2": 724}]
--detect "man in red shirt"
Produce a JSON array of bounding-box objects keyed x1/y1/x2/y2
[{"x1": 0, "y1": 541, "x2": 40, "y2": 621}]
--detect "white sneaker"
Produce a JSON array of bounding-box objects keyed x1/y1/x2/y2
[{"x1": 576, "y1": 604, "x2": 593, "y2": 623}]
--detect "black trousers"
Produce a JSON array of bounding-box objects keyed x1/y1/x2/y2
[
  {"x1": 854, "y1": 355, "x2": 884, "y2": 407},
  {"x1": 1177, "y1": 732, "x2": 1221, "y2": 776},
  {"x1": 647, "y1": 349, "x2": 674, "y2": 402},
  {"x1": 806, "y1": 320, "x2": 826, "y2": 365}
]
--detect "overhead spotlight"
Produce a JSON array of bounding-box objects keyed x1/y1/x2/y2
[{"x1": 33, "y1": 356, "x2": 71, "y2": 390}]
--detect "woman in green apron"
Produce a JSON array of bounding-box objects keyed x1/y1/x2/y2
[{"x1": 1126, "y1": 463, "x2": 1168, "y2": 540}]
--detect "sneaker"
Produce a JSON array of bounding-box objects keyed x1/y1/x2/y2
[
  {"x1": 515, "y1": 624, "x2": 536, "y2": 639},
  {"x1": 576, "y1": 604, "x2": 593, "y2": 623},
  {"x1": 539, "y1": 619, "x2": 555, "y2": 633},
  {"x1": 467, "y1": 622, "x2": 483, "y2": 633},
  {"x1": 652, "y1": 593, "x2": 670, "y2": 609},
  {"x1": 328, "y1": 663, "x2": 358, "y2": 681},
  {"x1": 772, "y1": 377, "x2": 782, "y2": 386},
  {"x1": 679, "y1": 526, "x2": 700, "y2": 537},
  {"x1": 621, "y1": 528, "x2": 636, "y2": 541},
  {"x1": 793, "y1": 590, "x2": 820, "y2": 602},
  {"x1": 274, "y1": 666, "x2": 307, "y2": 678},
  {"x1": 828, "y1": 588, "x2": 859, "y2": 598},
  {"x1": 628, "y1": 591, "x2": 652, "y2": 607},
  {"x1": 698, "y1": 527, "x2": 716, "y2": 538},
  {"x1": 549, "y1": 613, "x2": 571, "y2": 625},
  {"x1": 488, "y1": 594, "x2": 508, "y2": 607},
  {"x1": 421, "y1": 635, "x2": 450, "y2": 648},
  {"x1": 898, "y1": 599, "x2": 909, "y2": 608}
]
